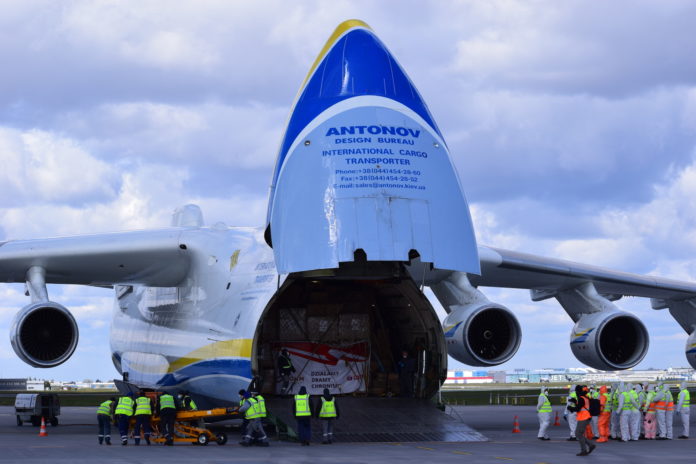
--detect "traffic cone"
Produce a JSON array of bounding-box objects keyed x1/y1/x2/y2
[
  {"x1": 512, "y1": 415, "x2": 521, "y2": 433},
  {"x1": 38, "y1": 417, "x2": 48, "y2": 437},
  {"x1": 554, "y1": 411, "x2": 561, "y2": 426}
]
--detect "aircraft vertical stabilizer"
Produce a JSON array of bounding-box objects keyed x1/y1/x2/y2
[{"x1": 266, "y1": 20, "x2": 479, "y2": 275}]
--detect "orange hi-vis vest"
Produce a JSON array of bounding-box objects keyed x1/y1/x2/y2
[
  {"x1": 655, "y1": 395, "x2": 667, "y2": 411},
  {"x1": 577, "y1": 396, "x2": 591, "y2": 421},
  {"x1": 666, "y1": 391, "x2": 675, "y2": 412}
]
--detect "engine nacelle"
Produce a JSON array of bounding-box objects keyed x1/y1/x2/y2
[
  {"x1": 10, "y1": 301, "x2": 79, "y2": 368},
  {"x1": 443, "y1": 303, "x2": 522, "y2": 366},
  {"x1": 570, "y1": 311, "x2": 648, "y2": 370},
  {"x1": 686, "y1": 331, "x2": 696, "y2": 370}
]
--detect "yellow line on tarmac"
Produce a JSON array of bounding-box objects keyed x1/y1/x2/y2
[
  {"x1": 417, "y1": 446, "x2": 434, "y2": 451},
  {"x1": 494, "y1": 457, "x2": 514, "y2": 461},
  {"x1": 453, "y1": 451, "x2": 472, "y2": 455}
]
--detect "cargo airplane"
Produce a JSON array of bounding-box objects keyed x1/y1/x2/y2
[{"x1": 2, "y1": 20, "x2": 696, "y2": 405}]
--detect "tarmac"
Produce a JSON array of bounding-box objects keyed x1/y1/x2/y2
[{"x1": 1, "y1": 404, "x2": 694, "y2": 463}]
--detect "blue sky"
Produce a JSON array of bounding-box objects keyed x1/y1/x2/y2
[{"x1": 1, "y1": 0, "x2": 696, "y2": 381}]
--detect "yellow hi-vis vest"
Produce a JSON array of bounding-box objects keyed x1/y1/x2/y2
[
  {"x1": 189, "y1": 399, "x2": 198, "y2": 411},
  {"x1": 681, "y1": 389, "x2": 691, "y2": 406},
  {"x1": 159, "y1": 394, "x2": 175, "y2": 410},
  {"x1": 602, "y1": 393, "x2": 612, "y2": 412},
  {"x1": 319, "y1": 397, "x2": 337, "y2": 418},
  {"x1": 97, "y1": 400, "x2": 113, "y2": 417},
  {"x1": 255, "y1": 395, "x2": 267, "y2": 418},
  {"x1": 537, "y1": 394, "x2": 552, "y2": 413},
  {"x1": 245, "y1": 398, "x2": 262, "y2": 420},
  {"x1": 115, "y1": 396, "x2": 134, "y2": 416},
  {"x1": 621, "y1": 392, "x2": 634, "y2": 411},
  {"x1": 134, "y1": 396, "x2": 152, "y2": 415},
  {"x1": 294, "y1": 394, "x2": 311, "y2": 417}
]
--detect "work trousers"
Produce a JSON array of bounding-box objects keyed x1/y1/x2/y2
[
  {"x1": 597, "y1": 412, "x2": 610, "y2": 442},
  {"x1": 666, "y1": 410, "x2": 674, "y2": 439},
  {"x1": 575, "y1": 418, "x2": 594, "y2": 453},
  {"x1": 160, "y1": 409, "x2": 176, "y2": 443},
  {"x1": 644, "y1": 412, "x2": 657, "y2": 439},
  {"x1": 321, "y1": 418, "x2": 334, "y2": 443},
  {"x1": 243, "y1": 418, "x2": 267, "y2": 443},
  {"x1": 116, "y1": 414, "x2": 130, "y2": 443},
  {"x1": 656, "y1": 409, "x2": 666, "y2": 438},
  {"x1": 590, "y1": 415, "x2": 599, "y2": 437},
  {"x1": 678, "y1": 407, "x2": 690, "y2": 437},
  {"x1": 610, "y1": 410, "x2": 620, "y2": 438},
  {"x1": 97, "y1": 414, "x2": 111, "y2": 444},
  {"x1": 630, "y1": 409, "x2": 642, "y2": 440},
  {"x1": 619, "y1": 410, "x2": 631, "y2": 441},
  {"x1": 537, "y1": 412, "x2": 551, "y2": 439},
  {"x1": 134, "y1": 415, "x2": 151, "y2": 444},
  {"x1": 567, "y1": 412, "x2": 577, "y2": 437},
  {"x1": 296, "y1": 416, "x2": 311, "y2": 443}
]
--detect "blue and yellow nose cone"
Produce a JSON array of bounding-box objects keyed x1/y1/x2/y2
[{"x1": 277, "y1": 19, "x2": 442, "y2": 168}]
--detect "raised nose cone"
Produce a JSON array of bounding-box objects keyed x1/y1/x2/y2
[{"x1": 266, "y1": 20, "x2": 480, "y2": 275}]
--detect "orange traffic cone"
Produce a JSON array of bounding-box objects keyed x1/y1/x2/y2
[
  {"x1": 553, "y1": 411, "x2": 561, "y2": 426},
  {"x1": 38, "y1": 417, "x2": 48, "y2": 437},
  {"x1": 512, "y1": 415, "x2": 521, "y2": 433}
]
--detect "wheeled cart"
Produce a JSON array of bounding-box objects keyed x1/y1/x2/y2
[{"x1": 148, "y1": 407, "x2": 239, "y2": 445}]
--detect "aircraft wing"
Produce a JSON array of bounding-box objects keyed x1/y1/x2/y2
[
  {"x1": 473, "y1": 246, "x2": 696, "y2": 301},
  {"x1": 0, "y1": 229, "x2": 190, "y2": 287}
]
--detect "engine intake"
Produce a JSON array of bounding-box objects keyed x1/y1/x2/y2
[
  {"x1": 443, "y1": 303, "x2": 522, "y2": 366},
  {"x1": 570, "y1": 311, "x2": 648, "y2": 370},
  {"x1": 10, "y1": 302, "x2": 79, "y2": 368}
]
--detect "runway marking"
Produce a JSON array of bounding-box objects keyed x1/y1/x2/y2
[
  {"x1": 452, "y1": 451, "x2": 472, "y2": 455},
  {"x1": 494, "y1": 457, "x2": 514, "y2": 461},
  {"x1": 416, "y1": 446, "x2": 434, "y2": 451}
]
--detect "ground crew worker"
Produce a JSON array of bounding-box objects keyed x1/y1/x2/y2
[
  {"x1": 618, "y1": 382, "x2": 633, "y2": 442},
  {"x1": 158, "y1": 392, "x2": 177, "y2": 446},
  {"x1": 596, "y1": 386, "x2": 610, "y2": 443},
  {"x1": 643, "y1": 384, "x2": 657, "y2": 439},
  {"x1": 569, "y1": 385, "x2": 596, "y2": 456},
  {"x1": 565, "y1": 385, "x2": 577, "y2": 441},
  {"x1": 610, "y1": 383, "x2": 621, "y2": 439},
  {"x1": 133, "y1": 391, "x2": 152, "y2": 445},
  {"x1": 629, "y1": 384, "x2": 642, "y2": 440},
  {"x1": 654, "y1": 383, "x2": 667, "y2": 439},
  {"x1": 317, "y1": 388, "x2": 339, "y2": 444},
  {"x1": 638, "y1": 383, "x2": 647, "y2": 438},
  {"x1": 96, "y1": 397, "x2": 115, "y2": 445},
  {"x1": 239, "y1": 390, "x2": 269, "y2": 447},
  {"x1": 114, "y1": 393, "x2": 134, "y2": 445},
  {"x1": 293, "y1": 386, "x2": 312, "y2": 445},
  {"x1": 278, "y1": 348, "x2": 296, "y2": 395},
  {"x1": 536, "y1": 386, "x2": 552, "y2": 441},
  {"x1": 181, "y1": 391, "x2": 197, "y2": 411},
  {"x1": 589, "y1": 385, "x2": 599, "y2": 438},
  {"x1": 665, "y1": 384, "x2": 675, "y2": 439},
  {"x1": 677, "y1": 381, "x2": 690, "y2": 438}
]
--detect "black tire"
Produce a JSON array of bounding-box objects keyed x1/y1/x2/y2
[
  {"x1": 197, "y1": 433, "x2": 209, "y2": 446},
  {"x1": 215, "y1": 432, "x2": 228, "y2": 445},
  {"x1": 16, "y1": 416, "x2": 22, "y2": 426},
  {"x1": 50, "y1": 417, "x2": 58, "y2": 427}
]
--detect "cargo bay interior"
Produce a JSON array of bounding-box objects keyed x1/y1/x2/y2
[{"x1": 252, "y1": 265, "x2": 447, "y2": 399}]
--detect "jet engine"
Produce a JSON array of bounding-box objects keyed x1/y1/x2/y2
[
  {"x1": 443, "y1": 303, "x2": 522, "y2": 366},
  {"x1": 569, "y1": 311, "x2": 648, "y2": 370},
  {"x1": 10, "y1": 301, "x2": 79, "y2": 368},
  {"x1": 686, "y1": 330, "x2": 696, "y2": 370}
]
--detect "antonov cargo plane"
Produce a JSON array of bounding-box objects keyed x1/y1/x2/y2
[{"x1": 2, "y1": 20, "x2": 696, "y2": 404}]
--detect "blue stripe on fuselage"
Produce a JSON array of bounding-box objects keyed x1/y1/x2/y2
[{"x1": 130, "y1": 358, "x2": 253, "y2": 388}]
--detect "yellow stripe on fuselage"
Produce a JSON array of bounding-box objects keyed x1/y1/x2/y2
[
  {"x1": 168, "y1": 338, "x2": 253, "y2": 373},
  {"x1": 298, "y1": 19, "x2": 372, "y2": 95}
]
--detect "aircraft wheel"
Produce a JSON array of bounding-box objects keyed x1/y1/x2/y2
[{"x1": 216, "y1": 432, "x2": 228, "y2": 445}]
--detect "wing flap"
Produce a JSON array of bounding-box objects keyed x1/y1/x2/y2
[{"x1": 0, "y1": 229, "x2": 189, "y2": 287}]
